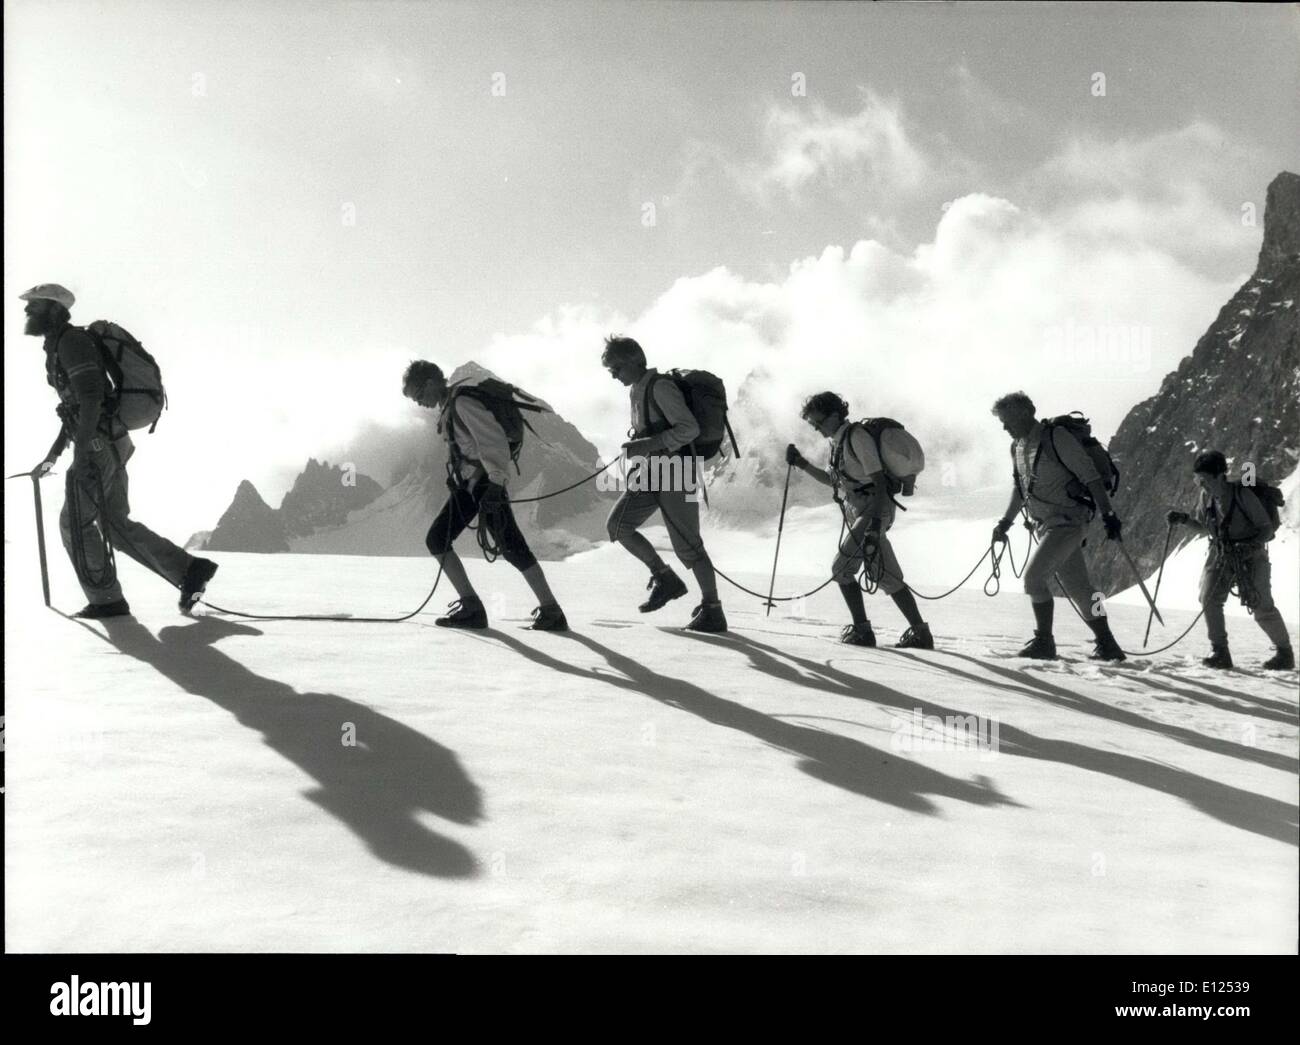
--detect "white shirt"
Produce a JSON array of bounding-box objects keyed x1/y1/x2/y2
[{"x1": 442, "y1": 393, "x2": 513, "y2": 487}]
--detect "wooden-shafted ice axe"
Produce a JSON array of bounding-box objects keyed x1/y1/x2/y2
[
  {"x1": 1117, "y1": 539, "x2": 1164, "y2": 628},
  {"x1": 1143, "y1": 521, "x2": 1176, "y2": 647},
  {"x1": 7, "y1": 469, "x2": 51, "y2": 607},
  {"x1": 764, "y1": 463, "x2": 794, "y2": 617}
]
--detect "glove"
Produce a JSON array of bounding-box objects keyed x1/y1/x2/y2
[
  {"x1": 1166, "y1": 509, "x2": 1189, "y2": 526},
  {"x1": 992, "y1": 517, "x2": 1013, "y2": 543},
  {"x1": 785, "y1": 443, "x2": 807, "y2": 468},
  {"x1": 1102, "y1": 511, "x2": 1123, "y2": 541},
  {"x1": 32, "y1": 459, "x2": 55, "y2": 478}
]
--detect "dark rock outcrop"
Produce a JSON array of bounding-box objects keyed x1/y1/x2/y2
[
  {"x1": 1088, "y1": 171, "x2": 1300, "y2": 593},
  {"x1": 206, "y1": 480, "x2": 289, "y2": 553},
  {"x1": 279, "y1": 458, "x2": 384, "y2": 537}
]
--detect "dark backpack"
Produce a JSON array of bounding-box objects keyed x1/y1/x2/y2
[
  {"x1": 1016, "y1": 412, "x2": 1119, "y2": 509},
  {"x1": 444, "y1": 378, "x2": 549, "y2": 473},
  {"x1": 49, "y1": 321, "x2": 167, "y2": 433},
  {"x1": 1221, "y1": 480, "x2": 1284, "y2": 541},
  {"x1": 642, "y1": 369, "x2": 740, "y2": 461},
  {"x1": 1252, "y1": 480, "x2": 1285, "y2": 533}
]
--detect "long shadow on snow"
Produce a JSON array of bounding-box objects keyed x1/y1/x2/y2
[
  {"x1": 1094, "y1": 668, "x2": 1298, "y2": 726},
  {"x1": 1146, "y1": 668, "x2": 1299, "y2": 716},
  {"x1": 700, "y1": 630, "x2": 1295, "y2": 846},
  {"x1": 931, "y1": 651, "x2": 1294, "y2": 773},
  {"x1": 481, "y1": 629, "x2": 1016, "y2": 816},
  {"x1": 96, "y1": 614, "x2": 483, "y2": 878}
]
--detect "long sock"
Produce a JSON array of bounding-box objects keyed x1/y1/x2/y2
[
  {"x1": 1031, "y1": 598, "x2": 1054, "y2": 637},
  {"x1": 436, "y1": 551, "x2": 479, "y2": 604},
  {"x1": 890, "y1": 588, "x2": 925, "y2": 629},
  {"x1": 839, "y1": 582, "x2": 867, "y2": 625},
  {"x1": 691, "y1": 558, "x2": 719, "y2": 602},
  {"x1": 618, "y1": 532, "x2": 667, "y2": 573},
  {"x1": 521, "y1": 564, "x2": 558, "y2": 608}
]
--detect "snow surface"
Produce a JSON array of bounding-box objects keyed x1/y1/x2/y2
[{"x1": 5, "y1": 487, "x2": 1297, "y2": 954}]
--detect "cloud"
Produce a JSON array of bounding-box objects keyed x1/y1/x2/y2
[
  {"x1": 1029, "y1": 123, "x2": 1268, "y2": 273},
  {"x1": 454, "y1": 174, "x2": 1238, "y2": 505},
  {"x1": 735, "y1": 89, "x2": 937, "y2": 202},
  {"x1": 948, "y1": 62, "x2": 1033, "y2": 130}
]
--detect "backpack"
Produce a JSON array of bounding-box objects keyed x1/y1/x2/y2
[
  {"x1": 49, "y1": 321, "x2": 167, "y2": 433},
  {"x1": 88, "y1": 321, "x2": 166, "y2": 432},
  {"x1": 832, "y1": 418, "x2": 926, "y2": 507},
  {"x1": 1016, "y1": 412, "x2": 1119, "y2": 509},
  {"x1": 643, "y1": 369, "x2": 740, "y2": 461},
  {"x1": 1219, "y1": 480, "x2": 1284, "y2": 541},
  {"x1": 1252, "y1": 480, "x2": 1285, "y2": 534},
  {"x1": 443, "y1": 378, "x2": 550, "y2": 473}
]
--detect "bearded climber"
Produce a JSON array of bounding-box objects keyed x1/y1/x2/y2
[{"x1": 21, "y1": 283, "x2": 218, "y2": 618}]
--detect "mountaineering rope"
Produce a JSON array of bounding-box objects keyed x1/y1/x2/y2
[
  {"x1": 651, "y1": 481, "x2": 1209, "y2": 658},
  {"x1": 649, "y1": 485, "x2": 1000, "y2": 606},
  {"x1": 200, "y1": 566, "x2": 445, "y2": 623},
  {"x1": 6, "y1": 461, "x2": 1213, "y2": 655},
  {"x1": 28, "y1": 454, "x2": 622, "y2": 623},
  {"x1": 23, "y1": 462, "x2": 449, "y2": 623},
  {"x1": 205, "y1": 455, "x2": 623, "y2": 617},
  {"x1": 648, "y1": 466, "x2": 1037, "y2": 605},
  {"x1": 467, "y1": 456, "x2": 623, "y2": 564},
  {"x1": 502, "y1": 457, "x2": 623, "y2": 503},
  {"x1": 1009, "y1": 515, "x2": 1205, "y2": 658}
]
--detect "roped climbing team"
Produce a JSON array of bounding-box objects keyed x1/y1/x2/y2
[{"x1": 17, "y1": 283, "x2": 1297, "y2": 671}]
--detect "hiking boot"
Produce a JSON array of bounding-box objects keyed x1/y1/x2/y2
[
  {"x1": 1201, "y1": 645, "x2": 1233, "y2": 670},
  {"x1": 1262, "y1": 646, "x2": 1295, "y2": 671},
  {"x1": 639, "y1": 568, "x2": 688, "y2": 613},
  {"x1": 179, "y1": 557, "x2": 219, "y2": 614},
  {"x1": 1018, "y1": 631, "x2": 1058, "y2": 659},
  {"x1": 1089, "y1": 634, "x2": 1126, "y2": 662},
  {"x1": 73, "y1": 599, "x2": 132, "y2": 619},
  {"x1": 841, "y1": 622, "x2": 876, "y2": 647},
  {"x1": 895, "y1": 623, "x2": 934, "y2": 650},
  {"x1": 435, "y1": 599, "x2": 488, "y2": 629},
  {"x1": 685, "y1": 600, "x2": 728, "y2": 633},
  {"x1": 529, "y1": 604, "x2": 569, "y2": 632}
]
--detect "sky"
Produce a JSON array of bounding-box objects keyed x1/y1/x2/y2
[{"x1": 5, "y1": 1, "x2": 1299, "y2": 539}]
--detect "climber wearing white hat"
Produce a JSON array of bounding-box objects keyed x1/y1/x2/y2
[{"x1": 21, "y1": 282, "x2": 218, "y2": 618}]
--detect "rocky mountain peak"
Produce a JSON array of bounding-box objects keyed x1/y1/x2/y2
[
  {"x1": 205, "y1": 479, "x2": 288, "y2": 553},
  {"x1": 279, "y1": 458, "x2": 384, "y2": 538},
  {"x1": 1259, "y1": 171, "x2": 1300, "y2": 273},
  {"x1": 1087, "y1": 170, "x2": 1299, "y2": 594}
]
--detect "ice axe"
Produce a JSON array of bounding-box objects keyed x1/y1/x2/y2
[
  {"x1": 6, "y1": 469, "x2": 51, "y2": 607},
  {"x1": 1142, "y1": 521, "x2": 1175, "y2": 647},
  {"x1": 1117, "y1": 539, "x2": 1163, "y2": 628},
  {"x1": 764, "y1": 463, "x2": 793, "y2": 617}
]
